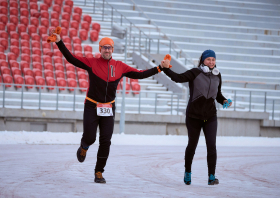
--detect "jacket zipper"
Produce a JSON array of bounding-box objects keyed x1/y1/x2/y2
[
  {"x1": 105, "y1": 59, "x2": 110, "y2": 102},
  {"x1": 207, "y1": 75, "x2": 211, "y2": 98}
]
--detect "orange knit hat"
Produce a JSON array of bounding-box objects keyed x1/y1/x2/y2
[{"x1": 99, "y1": 37, "x2": 114, "y2": 52}]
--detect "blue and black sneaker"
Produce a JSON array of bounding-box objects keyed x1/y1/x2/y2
[
  {"x1": 184, "y1": 171, "x2": 192, "y2": 185},
  {"x1": 208, "y1": 174, "x2": 219, "y2": 185}
]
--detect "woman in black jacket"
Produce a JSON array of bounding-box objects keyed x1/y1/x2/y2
[{"x1": 161, "y1": 50, "x2": 232, "y2": 185}]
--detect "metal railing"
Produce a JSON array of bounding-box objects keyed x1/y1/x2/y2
[{"x1": 1, "y1": 83, "x2": 279, "y2": 119}]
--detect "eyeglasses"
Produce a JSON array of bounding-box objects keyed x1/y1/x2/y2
[{"x1": 101, "y1": 46, "x2": 113, "y2": 50}]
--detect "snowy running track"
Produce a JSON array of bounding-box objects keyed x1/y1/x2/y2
[{"x1": 0, "y1": 132, "x2": 280, "y2": 198}]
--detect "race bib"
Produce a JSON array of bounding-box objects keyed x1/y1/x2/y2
[{"x1": 97, "y1": 103, "x2": 113, "y2": 116}]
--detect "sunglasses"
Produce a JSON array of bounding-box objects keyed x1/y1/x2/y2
[{"x1": 101, "y1": 46, "x2": 113, "y2": 50}]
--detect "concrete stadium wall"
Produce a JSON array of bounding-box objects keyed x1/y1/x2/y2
[{"x1": 0, "y1": 108, "x2": 279, "y2": 137}]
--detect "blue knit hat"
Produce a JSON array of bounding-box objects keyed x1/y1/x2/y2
[{"x1": 201, "y1": 49, "x2": 216, "y2": 62}]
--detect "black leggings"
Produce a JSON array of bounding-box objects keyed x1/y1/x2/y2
[
  {"x1": 185, "y1": 115, "x2": 217, "y2": 175},
  {"x1": 81, "y1": 102, "x2": 115, "y2": 173}
]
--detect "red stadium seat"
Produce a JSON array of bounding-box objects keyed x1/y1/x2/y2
[
  {"x1": 61, "y1": 20, "x2": 69, "y2": 30},
  {"x1": 10, "y1": 39, "x2": 19, "y2": 47},
  {"x1": 20, "y1": 16, "x2": 29, "y2": 27},
  {"x1": 55, "y1": 63, "x2": 64, "y2": 72},
  {"x1": 0, "y1": 1, "x2": 7, "y2": 7},
  {"x1": 53, "y1": 56, "x2": 63, "y2": 64},
  {"x1": 25, "y1": 75, "x2": 35, "y2": 89},
  {"x1": 63, "y1": 5, "x2": 72, "y2": 14},
  {"x1": 73, "y1": 44, "x2": 82, "y2": 52},
  {"x1": 0, "y1": 38, "x2": 8, "y2": 50},
  {"x1": 70, "y1": 21, "x2": 79, "y2": 30},
  {"x1": 73, "y1": 7, "x2": 82, "y2": 16},
  {"x1": 33, "y1": 62, "x2": 42, "y2": 70},
  {"x1": 51, "y1": 11, "x2": 59, "y2": 20},
  {"x1": 1, "y1": 66, "x2": 11, "y2": 75},
  {"x1": 31, "y1": 33, "x2": 40, "y2": 42},
  {"x1": 31, "y1": 9, "x2": 41, "y2": 18},
  {"x1": 8, "y1": 52, "x2": 17, "y2": 63},
  {"x1": 23, "y1": 68, "x2": 33, "y2": 77},
  {"x1": 131, "y1": 80, "x2": 140, "y2": 95},
  {"x1": 21, "y1": 47, "x2": 30, "y2": 56},
  {"x1": 21, "y1": 40, "x2": 29, "y2": 48},
  {"x1": 73, "y1": 37, "x2": 81, "y2": 45},
  {"x1": 14, "y1": 75, "x2": 24, "y2": 88},
  {"x1": 95, "y1": 52, "x2": 101, "y2": 58},
  {"x1": 69, "y1": 28, "x2": 78, "y2": 39},
  {"x1": 44, "y1": 0, "x2": 52, "y2": 7},
  {"x1": 39, "y1": 26, "x2": 47, "y2": 37},
  {"x1": 43, "y1": 55, "x2": 52, "y2": 64},
  {"x1": 0, "y1": 6, "x2": 8, "y2": 15},
  {"x1": 2, "y1": 74, "x2": 12, "y2": 87},
  {"x1": 40, "y1": 3, "x2": 49, "y2": 11},
  {"x1": 51, "y1": 19, "x2": 59, "y2": 28},
  {"x1": 0, "y1": 14, "x2": 8, "y2": 25},
  {"x1": 30, "y1": 17, "x2": 39, "y2": 27},
  {"x1": 0, "y1": 52, "x2": 6, "y2": 60},
  {"x1": 41, "y1": 18, "x2": 49, "y2": 28},
  {"x1": 10, "y1": 46, "x2": 19, "y2": 57},
  {"x1": 60, "y1": 27, "x2": 67, "y2": 37},
  {"x1": 10, "y1": 7, "x2": 18, "y2": 16},
  {"x1": 10, "y1": 15, "x2": 18, "y2": 25},
  {"x1": 66, "y1": 64, "x2": 75, "y2": 72},
  {"x1": 0, "y1": 22, "x2": 5, "y2": 31},
  {"x1": 66, "y1": 71, "x2": 75, "y2": 79},
  {"x1": 0, "y1": 31, "x2": 8, "y2": 39},
  {"x1": 79, "y1": 79, "x2": 88, "y2": 92},
  {"x1": 72, "y1": 13, "x2": 81, "y2": 23},
  {"x1": 32, "y1": 48, "x2": 41, "y2": 56},
  {"x1": 0, "y1": 45, "x2": 4, "y2": 53},
  {"x1": 81, "y1": 22, "x2": 90, "y2": 31},
  {"x1": 35, "y1": 76, "x2": 45, "y2": 89},
  {"x1": 43, "y1": 48, "x2": 53, "y2": 57},
  {"x1": 120, "y1": 80, "x2": 130, "y2": 94},
  {"x1": 55, "y1": 70, "x2": 64, "y2": 79},
  {"x1": 31, "y1": 41, "x2": 40, "y2": 49},
  {"x1": 65, "y1": 43, "x2": 72, "y2": 51},
  {"x1": 42, "y1": 41, "x2": 51, "y2": 50},
  {"x1": 83, "y1": 15, "x2": 92, "y2": 24},
  {"x1": 79, "y1": 29, "x2": 88, "y2": 41},
  {"x1": 20, "y1": 2, "x2": 28, "y2": 9},
  {"x1": 92, "y1": 23, "x2": 101, "y2": 32},
  {"x1": 41, "y1": 11, "x2": 49, "y2": 19},
  {"x1": 67, "y1": 78, "x2": 77, "y2": 91},
  {"x1": 75, "y1": 51, "x2": 83, "y2": 57},
  {"x1": 20, "y1": 8, "x2": 29, "y2": 17},
  {"x1": 90, "y1": 30, "x2": 99, "y2": 42},
  {"x1": 11, "y1": 67, "x2": 21, "y2": 76},
  {"x1": 21, "y1": 54, "x2": 30, "y2": 64},
  {"x1": 10, "y1": 1, "x2": 18, "y2": 8},
  {"x1": 10, "y1": 31, "x2": 19, "y2": 40},
  {"x1": 20, "y1": 61, "x2": 30, "y2": 72},
  {"x1": 0, "y1": 60, "x2": 8, "y2": 67},
  {"x1": 18, "y1": 24, "x2": 27, "y2": 34},
  {"x1": 30, "y1": 0, "x2": 38, "y2": 3},
  {"x1": 42, "y1": 34, "x2": 49, "y2": 41},
  {"x1": 44, "y1": 69, "x2": 54, "y2": 78},
  {"x1": 78, "y1": 71, "x2": 87, "y2": 80},
  {"x1": 54, "y1": 0, "x2": 63, "y2": 5},
  {"x1": 9, "y1": 60, "x2": 19, "y2": 69},
  {"x1": 46, "y1": 77, "x2": 56, "y2": 90},
  {"x1": 76, "y1": 67, "x2": 86, "y2": 73},
  {"x1": 57, "y1": 77, "x2": 67, "y2": 90},
  {"x1": 32, "y1": 54, "x2": 41, "y2": 63},
  {"x1": 7, "y1": 23, "x2": 16, "y2": 34},
  {"x1": 65, "y1": 0, "x2": 73, "y2": 8},
  {"x1": 62, "y1": 12, "x2": 70, "y2": 21},
  {"x1": 44, "y1": 63, "x2": 53, "y2": 71},
  {"x1": 28, "y1": 25, "x2": 37, "y2": 35},
  {"x1": 62, "y1": 36, "x2": 71, "y2": 44},
  {"x1": 33, "y1": 68, "x2": 43, "y2": 77},
  {"x1": 84, "y1": 45, "x2": 92, "y2": 53},
  {"x1": 54, "y1": 49, "x2": 62, "y2": 57},
  {"x1": 85, "y1": 52, "x2": 93, "y2": 58},
  {"x1": 30, "y1": 3, "x2": 38, "y2": 11},
  {"x1": 53, "y1": 4, "x2": 61, "y2": 14}
]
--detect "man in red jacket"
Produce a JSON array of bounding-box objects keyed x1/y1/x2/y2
[{"x1": 53, "y1": 33, "x2": 163, "y2": 183}]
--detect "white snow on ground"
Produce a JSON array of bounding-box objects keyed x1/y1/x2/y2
[{"x1": 0, "y1": 131, "x2": 280, "y2": 147}]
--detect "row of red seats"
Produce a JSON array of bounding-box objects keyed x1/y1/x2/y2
[{"x1": 118, "y1": 78, "x2": 141, "y2": 95}]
